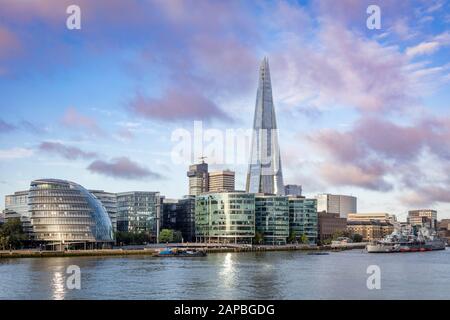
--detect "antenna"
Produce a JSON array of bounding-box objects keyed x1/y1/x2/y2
[{"x1": 199, "y1": 156, "x2": 207, "y2": 163}]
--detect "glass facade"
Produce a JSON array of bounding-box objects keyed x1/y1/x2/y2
[
  {"x1": 116, "y1": 192, "x2": 160, "y2": 235},
  {"x1": 5, "y1": 190, "x2": 32, "y2": 235},
  {"x1": 246, "y1": 57, "x2": 285, "y2": 195},
  {"x1": 255, "y1": 195, "x2": 289, "y2": 245},
  {"x1": 89, "y1": 190, "x2": 118, "y2": 233},
  {"x1": 29, "y1": 179, "x2": 113, "y2": 246},
  {"x1": 288, "y1": 197, "x2": 318, "y2": 244},
  {"x1": 195, "y1": 192, "x2": 255, "y2": 243}
]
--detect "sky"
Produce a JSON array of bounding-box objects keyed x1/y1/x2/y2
[{"x1": 0, "y1": 0, "x2": 450, "y2": 221}]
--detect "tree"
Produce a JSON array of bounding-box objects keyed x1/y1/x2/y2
[
  {"x1": 288, "y1": 231, "x2": 297, "y2": 243},
  {"x1": 0, "y1": 218, "x2": 26, "y2": 249},
  {"x1": 159, "y1": 229, "x2": 174, "y2": 243},
  {"x1": 352, "y1": 233, "x2": 363, "y2": 243},
  {"x1": 331, "y1": 230, "x2": 350, "y2": 240},
  {"x1": 299, "y1": 234, "x2": 309, "y2": 244},
  {"x1": 254, "y1": 232, "x2": 263, "y2": 245}
]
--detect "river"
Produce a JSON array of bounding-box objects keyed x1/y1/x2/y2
[{"x1": 0, "y1": 249, "x2": 449, "y2": 299}]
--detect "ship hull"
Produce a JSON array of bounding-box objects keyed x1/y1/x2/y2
[{"x1": 367, "y1": 241, "x2": 446, "y2": 253}]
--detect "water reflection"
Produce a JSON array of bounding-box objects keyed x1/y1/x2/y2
[
  {"x1": 219, "y1": 253, "x2": 236, "y2": 289},
  {"x1": 51, "y1": 267, "x2": 66, "y2": 300}
]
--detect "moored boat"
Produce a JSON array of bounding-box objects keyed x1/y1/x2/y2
[{"x1": 155, "y1": 248, "x2": 207, "y2": 257}]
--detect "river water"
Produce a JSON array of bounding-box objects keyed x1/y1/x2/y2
[{"x1": 0, "y1": 249, "x2": 449, "y2": 299}]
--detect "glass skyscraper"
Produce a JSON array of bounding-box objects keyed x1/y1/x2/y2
[{"x1": 246, "y1": 57, "x2": 285, "y2": 195}]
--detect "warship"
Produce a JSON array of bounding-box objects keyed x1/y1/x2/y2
[{"x1": 366, "y1": 227, "x2": 446, "y2": 253}]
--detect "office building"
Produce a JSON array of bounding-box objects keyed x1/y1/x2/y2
[
  {"x1": 117, "y1": 192, "x2": 161, "y2": 240},
  {"x1": 89, "y1": 190, "x2": 118, "y2": 233},
  {"x1": 255, "y1": 194, "x2": 289, "y2": 245},
  {"x1": 28, "y1": 179, "x2": 113, "y2": 249},
  {"x1": 285, "y1": 184, "x2": 302, "y2": 196},
  {"x1": 187, "y1": 161, "x2": 209, "y2": 196},
  {"x1": 4, "y1": 190, "x2": 32, "y2": 235},
  {"x1": 161, "y1": 198, "x2": 179, "y2": 230},
  {"x1": 318, "y1": 212, "x2": 347, "y2": 242},
  {"x1": 246, "y1": 57, "x2": 285, "y2": 195},
  {"x1": 288, "y1": 197, "x2": 317, "y2": 243},
  {"x1": 208, "y1": 170, "x2": 235, "y2": 192},
  {"x1": 176, "y1": 196, "x2": 196, "y2": 242},
  {"x1": 408, "y1": 209, "x2": 437, "y2": 230},
  {"x1": 195, "y1": 192, "x2": 255, "y2": 243},
  {"x1": 316, "y1": 194, "x2": 357, "y2": 218}
]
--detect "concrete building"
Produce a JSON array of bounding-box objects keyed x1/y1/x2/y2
[
  {"x1": 288, "y1": 197, "x2": 317, "y2": 243},
  {"x1": 28, "y1": 179, "x2": 113, "y2": 249},
  {"x1": 255, "y1": 195, "x2": 289, "y2": 245},
  {"x1": 116, "y1": 192, "x2": 161, "y2": 240},
  {"x1": 284, "y1": 184, "x2": 302, "y2": 196},
  {"x1": 318, "y1": 212, "x2": 347, "y2": 242},
  {"x1": 187, "y1": 161, "x2": 209, "y2": 196},
  {"x1": 208, "y1": 170, "x2": 235, "y2": 192},
  {"x1": 89, "y1": 190, "x2": 118, "y2": 233},
  {"x1": 4, "y1": 190, "x2": 32, "y2": 235},
  {"x1": 246, "y1": 57, "x2": 285, "y2": 195},
  {"x1": 195, "y1": 192, "x2": 255, "y2": 243},
  {"x1": 316, "y1": 194, "x2": 356, "y2": 218},
  {"x1": 347, "y1": 212, "x2": 396, "y2": 225},
  {"x1": 347, "y1": 220, "x2": 394, "y2": 242},
  {"x1": 438, "y1": 219, "x2": 450, "y2": 245},
  {"x1": 408, "y1": 209, "x2": 437, "y2": 230}
]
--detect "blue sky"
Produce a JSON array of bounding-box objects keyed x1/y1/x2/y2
[{"x1": 1, "y1": 0, "x2": 450, "y2": 221}]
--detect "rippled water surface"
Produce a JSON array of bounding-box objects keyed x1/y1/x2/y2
[{"x1": 0, "y1": 249, "x2": 449, "y2": 299}]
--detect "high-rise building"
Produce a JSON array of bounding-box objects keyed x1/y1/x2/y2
[
  {"x1": 316, "y1": 194, "x2": 357, "y2": 218},
  {"x1": 116, "y1": 192, "x2": 161, "y2": 239},
  {"x1": 89, "y1": 190, "x2": 118, "y2": 233},
  {"x1": 288, "y1": 197, "x2": 318, "y2": 243},
  {"x1": 285, "y1": 184, "x2": 302, "y2": 196},
  {"x1": 255, "y1": 194, "x2": 289, "y2": 245},
  {"x1": 408, "y1": 209, "x2": 437, "y2": 230},
  {"x1": 4, "y1": 190, "x2": 32, "y2": 235},
  {"x1": 208, "y1": 170, "x2": 235, "y2": 192},
  {"x1": 195, "y1": 192, "x2": 255, "y2": 243},
  {"x1": 187, "y1": 161, "x2": 209, "y2": 196},
  {"x1": 28, "y1": 179, "x2": 113, "y2": 249},
  {"x1": 246, "y1": 57, "x2": 285, "y2": 195}
]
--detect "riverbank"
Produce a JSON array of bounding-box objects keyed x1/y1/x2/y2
[{"x1": 0, "y1": 242, "x2": 368, "y2": 259}]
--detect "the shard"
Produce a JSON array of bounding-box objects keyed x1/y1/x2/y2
[{"x1": 246, "y1": 57, "x2": 285, "y2": 195}]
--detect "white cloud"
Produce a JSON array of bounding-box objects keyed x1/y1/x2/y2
[
  {"x1": 406, "y1": 41, "x2": 440, "y2": 57},
  {"x1": 0, "y1": 147, "x2": 34, "y2": 160}
]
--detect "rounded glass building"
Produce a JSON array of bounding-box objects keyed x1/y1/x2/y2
[{"x1": 29, "y1": 179, "x2": 113, "y2": 249}]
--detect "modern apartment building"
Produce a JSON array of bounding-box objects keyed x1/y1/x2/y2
[
  {"x1": 195, "y1": 192, "x2": 255, "y2": 243},
  {"x1": 255, "y1": 194, "x2": 289, "y2": 245},
  {"x1": 288, "y1": 197, "x2": 317, "y2": 243},
  {"x1": 116, "y1": 191, "x2": 161, "y2": 239},
  {"x1": 316, "y1": 194, "x2": 357, "y2": 218},
  {"x1": 208, "y1": 170, "x2": 235, "y2": 192},
  {"x1": 408, "y1": 209, "x2": 437, "y2": 230},
  {"x1": 89, "y1": 190, "x2": 118, "y2": 233}
]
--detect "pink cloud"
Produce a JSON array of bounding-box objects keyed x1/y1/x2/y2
[
  {"x1": 38, "y1": 141, "x2": 98, "y2": 160},
  {"x1": 87, "y1": 157, "x2": 162, "y2": 180},
  {"x1": 129, "y1": 88, "x2": 233, "y2": 123},
  {"x1": 61, "y1": 107, "x2": 105, "y2": 137}
]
